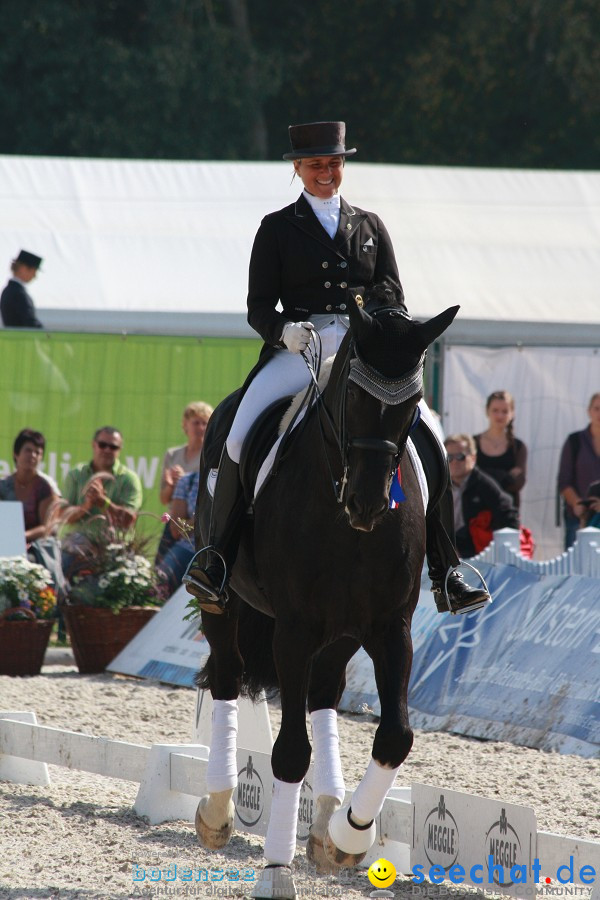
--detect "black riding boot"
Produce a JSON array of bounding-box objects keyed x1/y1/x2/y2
[
  {"x1": 427, "y1": 485, "x2": 492, "y2": 615},
  {"x1": 182, "y1": 448, "x2": 244, "y2": 615}
]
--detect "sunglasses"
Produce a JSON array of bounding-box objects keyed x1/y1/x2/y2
[
  {"x1": 96, "y1": 440, "x2": 121, "y2": 451},
  {"x1": 447, "y1": 452, "x2": 467, "y2": 462}
]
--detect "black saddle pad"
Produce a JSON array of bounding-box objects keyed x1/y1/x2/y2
[
  {"x1": 410, "y1": 417, "x2": 450, "y2": 512},
  {"x1": 239, "y1": 397, "x2": 293, "y2": 500}
]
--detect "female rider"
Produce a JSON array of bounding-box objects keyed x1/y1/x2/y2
[{"x1": 184, "y1": 121, "x2": 491, "y2": 616}]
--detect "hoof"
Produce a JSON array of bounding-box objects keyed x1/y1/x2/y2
[
  {"x1": 322, "y1": 830, "x2": 367, "y2": 868},
  {"x1": 250, "y1": 865, "x2": 296, "y2": 899},
  {"x1": 322, "y1": 805, "x2": 376, "y2": 868},
  {"x1": 306, "y1": 833, "x2": 341, "y2": 874},
  {"x1": 194, "y1": 793, "x2": 234, "y2": 849}
]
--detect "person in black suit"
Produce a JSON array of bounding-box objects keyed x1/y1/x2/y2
[
  {"x1": 445, "y1": 433, "x2": 520, "y2": 560},
  {"x1": 1, "y1": 250, "x2": 44, "y2": 328},
  {"x1": 184, "y1": 121, "x2": 491, "y2": 617}
]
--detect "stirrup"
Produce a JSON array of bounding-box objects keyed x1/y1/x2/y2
[
  {"x1": 434, "y1": 561, "x2": 491, "y2": 615},
  {"x1": 182, "y1": 547, "x2": 228, "y2": 614}
]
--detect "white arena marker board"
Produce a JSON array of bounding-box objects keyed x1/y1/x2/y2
[
  {"x1": 107, "y1": 585, "x2": 209, "y2": 686},
  {"x1": 0, "y1": 502, "x2": 27, "y2": 557},
  {"x1": 412, "y1": 783, "x2": 537, "y2": 898}
]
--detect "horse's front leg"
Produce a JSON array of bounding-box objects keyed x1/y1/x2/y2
[
  {"x1": 324, "y1": 614, "x2": 415, "y2": 867},
  {"x1": 195, "y1": 598, "x2": 244, "y2": 850},
  {"x1": 306, "y1": 637, "x2": 360, "y2": 874},
  {"x1": 251, "y1": 621, "x2": 316, "y2": 900}
]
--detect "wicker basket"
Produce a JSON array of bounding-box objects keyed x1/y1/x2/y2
[
  {"x1": 0, "y1": 608, "x2": 54, "y2": 676},
  {"x1": 63, "y1": 605, "x2": 157, "y2": 674}
]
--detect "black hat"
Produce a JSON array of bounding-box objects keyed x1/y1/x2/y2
[
  {"x1": 283, "y1": 121, "x2": 357, "y2": 160},
  {"x1": 15, "y1": 249, "x2": 43, "y2": 269}
]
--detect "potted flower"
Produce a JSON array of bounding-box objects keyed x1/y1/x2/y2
[
  {"x1": 61, "y1": 525, "x2": 168, "y2": 673},
  {"x1": 0, "y1": 556, "x2": 57, "y2": 675}
]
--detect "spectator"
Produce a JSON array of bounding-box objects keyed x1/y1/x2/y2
[
  {"x1": 1, "y1": 250, "x2": 44, "y2": 328},
  {"x1": 557, "y1": 392, "x2": 600, "y2": 550},
  {"x1": 156, "y1": 401, "x2": 213, "y2": 563},
  {"x1": 157, "y1": 470, "x2": 199, "y2": 595},
  {"x1": 579, "y1": 481, "x2": 600, "y2": 530},
  {"x1": 0, "y1": 428, "x2": 60, "y2": 547},
  {"x1": 474, "y1": 390, "x2": 527, "y2": 509},
  {"x1": 62, "y1": 426, "x2": 142, "y2": 534},
  {"x1": 446, "y1": 433, "x2": 520, "y2": 558}
]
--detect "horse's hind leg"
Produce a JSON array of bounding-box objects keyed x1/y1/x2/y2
[
  {"x1": 324, "y1": 614, "x2": 415, "y2": 868},
  {"x1": 195, "y1": 598, "x2": 244, "y2": 850},
  {"x1": 306, "y1": 637, "x2": 359, "y2": 873}
]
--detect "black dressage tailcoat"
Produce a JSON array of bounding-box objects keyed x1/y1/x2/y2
[
  {"x1": 0, "y1": 279, "x2": 43, "y2": 328},
  {"x1": 247, "y1": 193, "x2": 405, "y2": 346}
]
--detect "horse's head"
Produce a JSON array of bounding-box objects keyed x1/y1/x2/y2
[{"x1": 339, "y1": 289, "x2": 458, "y2": 531}]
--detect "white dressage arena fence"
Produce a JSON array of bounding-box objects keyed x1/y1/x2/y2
[
  {"x1": 1, "y1": 700, "x2": 599, "y2": 898},
  {"x1": 475, "y1": 527, "x2": 600, "y2": 578}
]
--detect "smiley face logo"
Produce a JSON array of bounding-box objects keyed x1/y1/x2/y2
[{"x1": 367, "y1": 857, "x2": 397, "y2": 888}]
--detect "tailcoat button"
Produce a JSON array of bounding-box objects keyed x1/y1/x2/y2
[
  {"x1": 322, "y1": 261, "x2": 329, "y2": 268},
  {"x1": 324, "y1": 281, "x2": 331, "y2": 288},
  {"x1": 340, "y1": 304, "x2": 347, "y2": 311},
  {"x1": 339, "y1": 261, "x2": 348, "y2": 268},
  {"x1": 346, "y1": 223, "x2": 352, "y2": 230},
  {"x1": 340, "y1": 281, "x2": 348, "y2": 289},
  {"x1": 326, "y1": 304, "x2": 332, "y2": 311}
]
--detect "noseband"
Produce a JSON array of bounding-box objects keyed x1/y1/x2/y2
[{"x1": 337, "y1": 349, "x2": 425, "y2": 504}]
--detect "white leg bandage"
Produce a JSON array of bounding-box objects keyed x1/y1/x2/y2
[
  {"x1": 350, "y1": 758, "x2": 400, "y2": 824},
  {"x1": 310, "y1": 709, "x2": 345, "y2": 804},
  {"x1": 206, "y1": 699, "x2": 238, "y2": 793},
  {"x1": 263, "y1": 778, "x2": 303, "y2": 866}
]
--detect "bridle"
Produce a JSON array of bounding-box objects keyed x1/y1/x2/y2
[
  {"x1": 301, "y1": 325, "x2": 425, "y2": 505},
  {"x1": 336, "y1": 349, "x2": 425, "y2": 505}
]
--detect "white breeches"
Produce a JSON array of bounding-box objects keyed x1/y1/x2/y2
[{"x1": 226, "y1": 318, "x2": 349, "y2": 464}]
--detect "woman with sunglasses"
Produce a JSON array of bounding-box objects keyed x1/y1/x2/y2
[
  {"x1": 185, "y1": 121, "x2": 491, "y2": 618},
  {"x1": 474, "y1": 390, "x2": 527, "y2": 510}
]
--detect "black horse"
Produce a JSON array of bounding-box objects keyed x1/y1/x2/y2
[{"x1": 193, "y1": 296, "x2": 458, "y2": 899}]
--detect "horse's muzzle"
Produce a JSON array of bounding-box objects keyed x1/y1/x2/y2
[{"x1": 345, "y1": 495, "x2": 389, "y2": 532}]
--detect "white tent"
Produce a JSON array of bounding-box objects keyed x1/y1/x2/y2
[
  {"x1": 1, "y1": 155, "x2": 599, "y2": 339},
  {"x1": 1, "y1": 155, "x2": 599, "y2": 557}
]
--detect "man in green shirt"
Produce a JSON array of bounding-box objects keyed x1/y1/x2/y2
[{"x1": 63, "y1": 426, "x2": 143, "y2": 531}]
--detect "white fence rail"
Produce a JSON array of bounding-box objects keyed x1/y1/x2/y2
[
  {"x1": 473, "y1": 526, "x2": 600, "y2": 578},
  {"x1": 1, "y1": 710, "x2": 600, "y2": 896}
]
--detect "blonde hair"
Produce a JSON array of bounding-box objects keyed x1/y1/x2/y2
[
  {"x1": 445, "y1": 433, "x2": 476, "y2": 455},
  {"x1": 183, "y1": 401, "x2": 213, "y2": 422}
]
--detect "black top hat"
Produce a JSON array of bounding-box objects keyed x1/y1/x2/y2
[
  {"x1": 283, "y1": 121, "x2": 357, "y2": 160},
  {"x1": 15, "y1": 249, "x2": 43, "y2": 269}
]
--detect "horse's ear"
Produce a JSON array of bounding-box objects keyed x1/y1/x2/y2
[
  {"x1": 412, "y1": 305, "x2": 459, "y2": 350},
  {"x1": 347, "y1": 293, "x2": 375, "y2": 339}
]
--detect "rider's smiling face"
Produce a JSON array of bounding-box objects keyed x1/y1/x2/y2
[{"x1": 294, "y1": 155, "x2": 344, "y2": 199}]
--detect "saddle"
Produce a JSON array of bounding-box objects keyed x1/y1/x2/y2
[{"x1": 203, "y1": 382, "x2": 448, "y2": 516}]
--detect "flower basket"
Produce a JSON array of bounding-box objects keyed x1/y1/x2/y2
[
  {"x1": 0, "y1": 608, "x2": 54, "y2": 676},
  {"x1": 63, "y1": 605, "x2": 157, "y2": 674}
]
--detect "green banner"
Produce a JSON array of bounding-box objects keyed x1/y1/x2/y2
[{"x1": 0, "y1": 330, "x2": 261, "y2": 530}]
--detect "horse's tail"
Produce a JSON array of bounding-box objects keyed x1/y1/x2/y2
[
  {"x1": 196, "y1": 602, "x2": 279, "y2": 702},
  {"x1": 237, "y1": 603, "x2": 279, "y2": 700}
]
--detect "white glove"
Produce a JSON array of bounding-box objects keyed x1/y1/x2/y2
[{"x1": 281, "y1": 321, "x2": 315, "y2": 353}]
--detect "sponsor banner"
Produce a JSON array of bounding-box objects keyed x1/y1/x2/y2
[
  {"x1": 0, "y1": 330, "x2": 261, "y2": 529},
  {"x1": 408, "y1": 564, "x2": 600, "y2": 756},
  {"x1": 412, "y1": 782, "x2": 537, "y2": 897}
]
